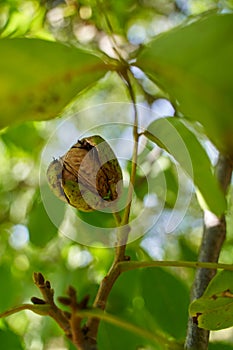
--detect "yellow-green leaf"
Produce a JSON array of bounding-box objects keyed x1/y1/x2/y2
[
  {"x1": 189, "y1": 270, "x2": 233, "y2": 330},
  {"x1": 0, "y1": 38, "x2": 107, "y2": 128}
]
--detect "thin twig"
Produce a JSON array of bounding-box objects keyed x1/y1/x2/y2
[
  {"x1": 121, "y1": 74, "x2": 139, "y2": 226},
  {"x1": 118, "y1": 260, "x2": 233, "y2": 272},
  {"x1": 185, "y1": 154, "x2": 233, "y2": 350},
  {"x1": 95, "y1": 0, "x2": 123, "y2": 62},
  {"x1": 33, "y1": 272, "x2": 72, "y2": 338},
  {"x1": 85, "y1": 71, "x2": 139, "y2": 347},
  {"x1": 0, "y1": 304, "x2": 50, "y2": 319}
]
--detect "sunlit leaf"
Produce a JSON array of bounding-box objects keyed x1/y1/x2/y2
[
  {"x1": 189, "y1": 270, "x2": 233, "y2": 330},
  {"x1": 0, "y1": 38, "x2": 108, "y2": 128},
  {"x1": 1, "y1": 122, "x2": 44, "y2": 154},
  {"x1": 138, "y1": 14, "x2": 233, "y2": 154},
  {"x1": 145, "y1": 117, "x2": 226, "y2": 216}
]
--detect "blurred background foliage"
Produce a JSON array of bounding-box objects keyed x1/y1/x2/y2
[{"x1": 1, "y1": 0, "x2": 233, "y2": 349}]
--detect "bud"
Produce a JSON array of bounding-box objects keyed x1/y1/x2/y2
[{"x1": 47, "y1": 135, "x2": 123, "y2": 211}]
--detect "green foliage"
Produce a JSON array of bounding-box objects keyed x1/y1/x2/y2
[
  {"x1": 1, "y1": 1, "x2": 233, "y2": 349},
  {"x1": 98, "y1": 323, "x2": 143, "y2": 350},
  {"x1": 0, "y1": 326, "x2": 23, "y2": 350},
  {"x1": 141, "y1": 268, "x2": 189, "y2": 339},
  {"x1": 138, "y1": 14, "x2": 233, "y2": 155},
  {"x1": 0, "y1": 38, "x2": 107, "y2": 129},
  {"x1": 1, "y1": 123, "x2": 44, "y2": 154},
  {"x1": 28, "y1": 190, "x2": 59, "y2": 247},
  {"x1": 145, "y1": 117, "x2": 226, "y2": 215},
  {"x1": 209, "y1": 343, "x2": 233, "y2": 350},
  {"x1": 0, "y1": 265, "x2": 17, "y2": 310},
  {"x1": 189, "y1": 271, "x2": 233, "y2": 330}
]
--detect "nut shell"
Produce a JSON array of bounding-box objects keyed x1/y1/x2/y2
[{"x1": 47, "y1": 135, "x2": 123, "y2": 211}]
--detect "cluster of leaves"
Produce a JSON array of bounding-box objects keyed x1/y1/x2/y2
[{"x1": 1, "y1": 0, "x2": 233, "y2": 349}]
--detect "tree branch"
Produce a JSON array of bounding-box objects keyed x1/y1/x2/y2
[
  {"x1": 33, "y1": 272, "x2": 72, "y2": 339},
  {"x1": 185, "y1": 154, "x2": 233, "y2": 350}
]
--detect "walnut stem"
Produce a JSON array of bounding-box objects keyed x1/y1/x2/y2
[{"x1": 84, "y1": 72, "x2": 139, "y2": 347}]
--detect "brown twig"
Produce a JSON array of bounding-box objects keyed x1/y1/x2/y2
[
  {"x1": 33, "y1": 272, "x2": 72, "y2": 339},
  {"x1": 34, "y1": 272, "x2": 93, "y2": 350},
  {"x1": 185, "y1": 154, "x2": 233, "y2": 350}
]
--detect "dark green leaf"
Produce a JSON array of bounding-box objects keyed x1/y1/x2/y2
[
  {"x1": 28, "y1": 190, "x2": 61, "y2": 246},
  {"x1": 107, "y1": 269, "x2": 141, "y2": 316},
  {"x1": 209, "y1": 343, "x2": 233, "y2": 350},
  {"x1": 138, "y1": 14, "x2": 233, "y2": 154},
  {"x1": 0, "y1": 265, "x2": 16, "y2": 310},
  {"x1": 102, "y1": 270, "x2": 163, "y2": 349},
  {"x1": 98, "y1": 322, "x2": 155, "y2": 350},
  {"x1": 179, "y1": 236, "x2": 198, "y2": 262},
  {"x1": 145, "y1": 117, "x2": 226, "y2": 216},
  {"x1": 0, "y1": 38, "x2": 107, "y2": 128},
  {"x1": 163, "y1": 162, "x2": 179, "y2": 208},
  {"x1": 0, "y1": 328, "x2": 23, "y2": 350},
  {"x1": 77, "y1": 210, "x2": 116, "y2": 229},
  {"x1": 141, "y1": 267, "x2": 189, "y2": 339}
]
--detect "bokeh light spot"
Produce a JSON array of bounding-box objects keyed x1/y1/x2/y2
[{"x1": 9, "y1": 224, "x2": 29, "y2": 249}]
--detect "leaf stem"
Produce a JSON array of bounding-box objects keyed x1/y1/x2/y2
[
  {"x1": 118, "y1": 260, "x2": 233, "y2": 273},
  {"x1": 121, "y1": 71, "x2": 139, "y2": 226},
  {"x1": 0, "y1": 304, "x2": 47, "y2": 319}
]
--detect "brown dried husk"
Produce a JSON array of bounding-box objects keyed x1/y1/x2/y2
[{"x1": 61, "y1": 136, "x2": 123, "y2": 211}]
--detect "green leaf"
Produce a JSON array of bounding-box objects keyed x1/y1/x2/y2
[
  {"x1": 1, "y1": 122, "x2": 44, "y2": 154},
  {"x1": 189, "y1": 270, "x2": 233, "y2": 330},
  {"x1": 98, "y1": 322, "x2": 152, "y2": 350},
  {"x1": 79, "y1": 308, "x2": 167, "y2": 350},
  {"x1": 77, "y1": 210, "x2": 116, "y2": 228},
  {"x1": 145, "y1": 117, "x2": 226, "y2": 216},
  {"x1": 203, "y1": 270, "x2": 233, "y2": 298},
  {"x1": 107, "y1": 269, "x2": 141, "y2": 316},
  {"x1": 101, "y1": 270, "x2": 169, "y2": 349},
  {"x1": 0, "y1": 264, "x2": 16, "y2": 310},
  {"x1": 0, "y1": 38, "x2": 107, "y2": 128},
  {"x1": 163, "y1": 161, "x2": 179, "y2": 208},
  {"x1": 0, "y1": 328, "x2": 23, "y2": 350},
  {"x1": 141, "y1": 267, "x2": 189, "y2": 339},
  {"x1": 138, "y1": 14, "x2": 233, "y2": 154},
  {"x1": 28, "y1": 190, "x2": 61, "y2": 246},
  {"x1": 209, "y1": 343, "x2": 233, "y2": 350}
]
